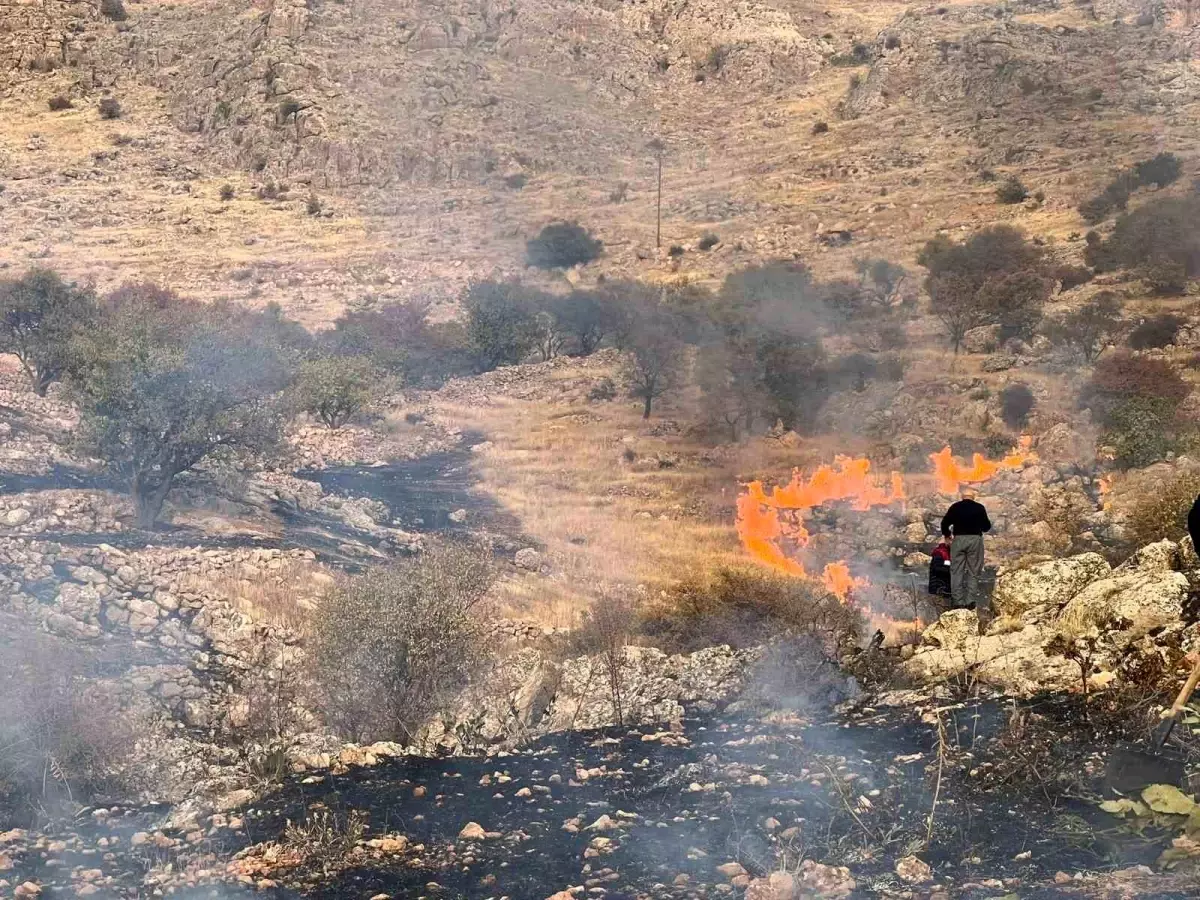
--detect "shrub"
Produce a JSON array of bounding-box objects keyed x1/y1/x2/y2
[
  {"x1": 667, "y1": 244, "x2": 685, "y2": 258},
  {"x1": 47, "y1": 95, "x2": 72, "y2": 112},
  {"x1": 0, "y1": 268, "x2": 98, "y2": 395},
  {"x1": 999, "y1": 382, "x2": 1036, "y2": 430},
  {"x1": 995, "y1": 176, "x2": 1029, "y2": 204},
  {"x1": 884, "y1": 34, "x2": 901, "y2": 50},
  {"x1": 830, "y1": 43, "x2": 873, "y2": 66},
  {"x1": 294, "y1": 355, "x2": 389, "y2": 429},
  {"x1": 100, "y1": 0, "x2": 127, "y2": 20},
  {"x1": 503, "y1": 172, "x2": 527, "y2": 190},
  {"x1": 587, "y1": 377, "x2": 617, "y2": 402},
  {"x1": 526, "y1": 221, "x2": 602, "y2": 269},
  {"x1": 219, "y1": 183, "x2": 235, "y2": 202},
  {"x1": 1052, "y1": 264, "x2": 1093, "y2": 291},
  {"x1": 1041, "y1": 291, "x2": 1124, "y2": 363},
  {"x1": 463, "y1": 280, "x2": 541, "y2": 370},
  {"x1": 1125, "y1": 471, "x2": 1200, "y2": 547},
  {"x1": 1134, "y1": 151, "x2": 1182, "y2": 188},
  {"x1": 0, "y1": 623, "x2": 145, "y2": 817},
  {"x1": 1127, "y1": 313, "x2": 1184, "y2": 350},
  {"x1": 812, "y1": 121, "x2": 829, "y2": 135},
  {"x1": 278, "y1": 99, "x2": 302, "y2": 122},
  {"x1": 698, "y1": 232, "x2": 720, "y2": 251},
  {"x1": 1080, "y1": 351, "x2": 1190, "y2": 427},
  {"x1": 305, "y1": 544, "x2": 494, "y2": 742},
  {"x1": 639, "y1": 566, "x2": 862, "y2": 654},
  {"x1": 1104, "y1": 398, "x2": 1177, "y2": 469},
  {"x1": 1085, "y1": 196, "x2": 1200, "y2": 293},
  {"x1": 306, "y1": 194, "x2": 323, "y2": 216},
  {"x1": 98, "y1": 98, "x2": 122, "y2": 120}
]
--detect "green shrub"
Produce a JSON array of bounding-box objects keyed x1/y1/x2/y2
[
  {"x1": 698, "y1": 232, "x2": 720, "y2": 250},
  {"x1": 1134, "y1": 152, "x2": 1183, "y2": 188},
  {"x1": 47, "y1": 95, "x2": 72, "y2": 112},
  {"x1": 1085, "y1": 196, "x2": 1200, "y2": 293},
  {"x1": 218, "y1": 184, "x2": 235, "y2": 202},
  {"x1": 464, "y1": 280, "x2": 541, "y2": 370},
  {"x1": 100, "y1": 0, "x2": 127, "y2": 20},
  {"x1": 294, "y1": 355, "x2": 389, "y2": 429},
  {"x1": 526, "y1": 221, "x2": 602, "y2": 269},
  {"x1": 638, "y1": 566, "x2": 862, "y2": 654},
  {"x1": 1104, "y1": 398, "x2": 1177, "y2": 469},
  {"x1": 1052, "y1": 264, "x2": 1093, "y2": 291},
  {"x1": 98, "y1": 98, "x2": 122, "y2": 120}
]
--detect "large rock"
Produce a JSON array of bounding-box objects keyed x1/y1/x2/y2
[
  {"x1": 921, "y1": 609, "x2": 979, "y2": 650},
  {"x1": 992, "y1": 553, "x2": 1111, "y2": 618},
  {"x1": 1057, "y1": 569, "x2": 1187, "y2": 637},
  {"x1": 963, "y1": 324, "x2": 1002, "y2": 354}
]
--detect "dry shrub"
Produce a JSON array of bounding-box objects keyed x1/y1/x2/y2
[
  {"x1": 283, "y1": 808, "x2": 366, "y2": 872},
  {"x1": 1124, "y1": 470, "x2": 1200, "y2": 548},
  {"x1": 1079, "y1": 352, "x2": 1190, "y2": 427},
  {"x1": 0, "y1": 622, "x2": 144, "y2": 821},
  {"x1": 741, "y1": 635, "x2": 861, "y2": 714},
  {"x1": 558, "y1": 593, "x2": 638, "y2": 724},
  {"x1": 1027, "y1": 483, "x2": 1094, "y2": 553},
  {"x1": 639, "y1": 566, "x2": 862, "y2": 654},
  {"x1": 305, "y1": 543, "x2": 494, "y2": 743}
]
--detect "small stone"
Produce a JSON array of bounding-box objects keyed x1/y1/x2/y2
[
  {"x1": 895, "y1": 854, "x2": 932, "y2": 884},
  {"x1": 514, "y1": 548, "x2": 542, "y2": 571},
  {"x1": 717, "y1": 862, "x2": 747, "y2": 879},
  {"x1": 458, "y1": 822, "x2": 487, "y2": 841},
  {"x1": 1054, "y1": 872, "x2": 1072, "y2": 885},
  {"x1": 412, "y1": 786, "x2": 427, "y2": 798}
]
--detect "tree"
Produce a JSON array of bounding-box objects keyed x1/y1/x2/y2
[
  {"x1": 525, "y1": 222, "x2": 603, "y2": 269},
  {"x1": 999, "y1": 383, "x2": 1036, "y2": 430},
  {"x1": 531, "y1": 304, "x2": 568, "y2": 362},
  {"x1": 919, "y1": 226, "x2": 1050, "y2": 351},
  {"x1": 1085, "y1": 196, "x2": 1200, "y2": 294},
  {"x1": 853, "y1": 257, "x2": 908, "y2": 308},
  {"x1": 331, "y1": 297, "x2": 474, "y2": 387},
  {"x1": 0, "y1": 269, "x2": 97, "y2": 395},
  {"x1": 306, "y1": 543, "x2": 494, "y2": 743},
  {"x1": 1079, "y1": 351, "x2": 1190, "y2": 428},
  {"x1": 294, "y1": 355, "x2": 390, "y2": 429},
  {"x1": 70, "y1": 286, "x2": 294, "y2": 528},
  {"x1": 1041, "y1": 291, "x2": 1123, "y2": 363},
  {"x1": 1127, "y1": 313, "x2": 1184, "y2": 350},
  {"x1": 463, "y1": 280, "x2": 540, "y2": 370},
  {"x1": 623, "y1": 306, "x2": 685, "y2": 419},
  {"x1": 554, "y1": 290, "x2": 611, "y2": 355}
]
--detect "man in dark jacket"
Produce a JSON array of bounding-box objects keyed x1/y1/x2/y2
[
  {"x1": 941, "y1": 487, "x2": 992, "y2": 610},
  {"x1": 1188, "y1": 493, "x2": 1200, "y2": 557}
]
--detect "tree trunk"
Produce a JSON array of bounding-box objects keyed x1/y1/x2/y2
[
  {"x1": 133, "y1": 475, "x2": 175, "y2": 530},
  {"x1": 642, "y1": 392, "x2": 653, "y2": 419}
]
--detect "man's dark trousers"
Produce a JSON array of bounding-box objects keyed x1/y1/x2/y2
[{"x1": 950, "y1": 534, "x2": 984, "y2": 609}]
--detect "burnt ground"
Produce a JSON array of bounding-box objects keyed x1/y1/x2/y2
[{"x1": 8, "y1": 696, "x2": 1198, "y2": 899}]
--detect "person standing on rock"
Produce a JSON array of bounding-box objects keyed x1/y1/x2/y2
[{"x1": 940, "y1": 487, "x2": 991, "y2": 610}]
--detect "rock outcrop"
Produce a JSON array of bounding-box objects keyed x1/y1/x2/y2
[{"x1": 906, "y1": 538, "x2": 1199, "y2": 693}]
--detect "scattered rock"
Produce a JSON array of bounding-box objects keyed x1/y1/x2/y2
[{"x1": 895, "y1": 854, "x2": 933, "y2": 884}]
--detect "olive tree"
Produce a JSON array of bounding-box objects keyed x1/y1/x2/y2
[
  {"x1": 70, "y1": 285, "x2": 295, "y2": 528},
  {"x1": 294, "y1": 355, "x2": 391, "y2": 429},
  {"x1": 0, "y1": 269, "x2": 97, "y2": 395}
]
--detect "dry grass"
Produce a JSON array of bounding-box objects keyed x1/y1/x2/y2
[{"x1": 175, "y1": 559, "x2": 331, "y2": 632}]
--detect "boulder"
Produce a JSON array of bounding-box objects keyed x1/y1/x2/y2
[
  {"x1": 963, "y1": 324, "x2": 1002, "y2": 354},
  {"x1": 1057, "y1": 569, "x2": 1187, "y2": 637},
  {"x1": 4, "y1": 508, "x2": 31, "y2": 527},
  {"x1": 745, "y1": 872, "x2": 797, "y2": 900},
  {"x1": 895, "y1": 855, "x2": 933, "y2": 884},
  {"x1": 921, "y1": 609, "x2": 979, "y2": 650},
  {"x1": 992, "y1": 553, "x2": 1111, "y2": 618},
  {"x1": 797, "y1": 861, "x2": 855, "y2": 898},
  {"x1": 981, "y1": 354, "x2": 1017, "y2": 372},
  {"x1": 514, "y1": 548, "x2": 542, "y2": 571}
]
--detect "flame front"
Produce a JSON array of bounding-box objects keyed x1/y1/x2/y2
[
  {"x1": 928, "y1": 436, "x2": 1034, "y2": 495},
  {"x1": 820, "y1": 561, "x2": 867, "y2": 600}
]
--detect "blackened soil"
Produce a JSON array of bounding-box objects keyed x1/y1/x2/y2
[{"x1": 16, "y1": 699, "x2": 1190, "y2": 900}]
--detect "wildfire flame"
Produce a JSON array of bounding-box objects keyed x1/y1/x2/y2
[
  {"x1": 928, "y1": 436, "x2": 1035, "y2": 495},
  {"x1": 735, "y1": 442, "x2": 1038, "y2": 633}
]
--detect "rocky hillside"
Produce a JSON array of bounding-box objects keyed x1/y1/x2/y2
[{"x1": 1, "y1": 0, "x2": 1197, "y2": 320}]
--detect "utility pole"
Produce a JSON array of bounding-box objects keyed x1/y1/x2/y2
[{"x1": 648, "y1": 138, "x2": 665, "y2": 250}]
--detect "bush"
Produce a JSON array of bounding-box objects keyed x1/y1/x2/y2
[
  {"x1": 812, "y1": 121, "x2": 829, "y2": 135},
  {"x1": 1134, "y1": 152, "x2": 1183, "y2": 189},
  {"x1": 667, "y1": 244, "x2": 685, "y2": 258},
  {"x1": 1127, "y1": 313, "x2": 1184, "y2": 350},
  {"x1": 305, "y1": 544, "x2": 494, "y2": 742},
  {"x1": 1080, "y1": 351, "x2": 1190, "y2": 427},
  {"x1": 587, "y1": 377, "x2": 617, "y2": 402},
  {"x1": 1052, "y1": 264, "x2": 1093, "y2": 291},
  {"x1": 219, "y1": 183, "x2": 235, "y2": 202},
  {"x1": 1041, "y1": 291, "x2": 1124, "y2": 363},
  {"x1": 98, "y1": 98, "x2": 122, "y2": 120},
  {"x1": 1125, "y1": 471, "x2": 1200, "y2": 547},
  {"x1": 1000, "y1": 383, "x2": 1036, "y2": 430},
  {"x1": 884, "y1": 34, "x2": 901, "y2": 50},
  {"x1": 698, "y1": 232, "x2": 720, "y2": 250},
  {"x1": 463, "y1": 280, "x2": 541, "y2": 370},
  {"x1": 995, "y1": 176, "x2": 1029, "y2": 204},
  {"x1": 306, "y1": 194, "x2": 323, "y2": 216},
  {"x1": 526, "y1": 221, "x2": 602, "y2": 269},
  {"x1": 1104, "y1": 398, "x2": 1177, "y2": 469},
  {"x1": 47, "y1": 95, "x2": 72, "y2": 112},
  {"x1": 1085, "y1": 196, "x2": 1200, "y2": 292},
  {"x1": 0, "y1": 623, "x2": 145, "y2": 819},
  {"x1": 294, "y1": 355, "x2": 389, "y2": 429},
  {"x1": 100, "y1": 0, "x2": 126, "y2": 20},
  {"x1": 0, "y1": 268, "x2": 97, "y2": 395},
  {"x1": 638, "y1": 566, "x2": 862, "y2": 654}
]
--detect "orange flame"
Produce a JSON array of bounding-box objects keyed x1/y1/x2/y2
[
  {"x1": 821, "y1": 561, "x2": 868, "y2": 601},
  {"x1": 928, "y1": 437, "x2": 1034, "y2": 495}
]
